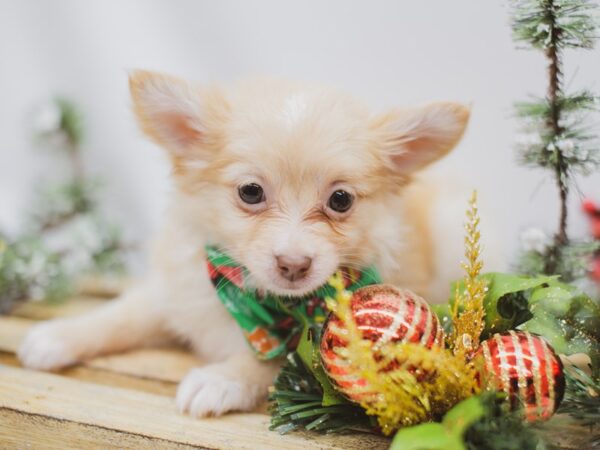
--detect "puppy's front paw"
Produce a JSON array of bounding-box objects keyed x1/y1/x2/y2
[
  {"x1": 18, "y1": 321, "x2": 79, "y2": 371},
  {"x1": 176, "y1": 367, "x2": 261, "y2": 417}
]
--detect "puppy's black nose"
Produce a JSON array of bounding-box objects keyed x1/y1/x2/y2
[{"x1": 276, "y1": 255, "x2": 312, "y2": 282}]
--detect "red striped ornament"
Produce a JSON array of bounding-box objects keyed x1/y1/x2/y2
[
  {"x1": 320, "y1": 285, "x2": 444, "y2": 402},
  {"x1": 476, "y1": 331, "x2": 565, "y2": 421}
]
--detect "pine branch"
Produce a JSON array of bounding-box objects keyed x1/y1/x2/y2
[
  {"x1": 560, "y1": 365, "x2": 600, "y2": 431},
  {"x1": 268, "y1": 352, "x2": 372, "y2": 434}
]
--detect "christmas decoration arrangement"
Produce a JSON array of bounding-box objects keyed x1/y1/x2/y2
[
  {"x1": 268, "y1": 191, "x2": 600, "y2": 449},
  {"x1": 0, "y1": 98, "x2": 127, "y2": 313}
]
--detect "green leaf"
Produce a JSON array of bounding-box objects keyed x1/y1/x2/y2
[
  {"x1": 442, "y1": 396, "x2": 486, "y2": 435},
  {"x1": 450, "y1": 271, "x2": 600, "y2": 376},
  {"x1": 315, "y1": 366, "x2": 345, "y2": 406},
  {"x1": 431, "y1": 303, "x2": 453, "y2": 335},
  {"x1": 522, "y1": 286, "x2": 600, "y2": 377},
  {"x1": 391, "y1": 396, "x2": 486, "y2": 450},
  {"x1": 450, "y1": 272, "x2": 555, "y2": 338},
  {"x1": 391, "y1": 423, "x2": 465, "y2": 450},
  {"x1": 297, "y1": 323, "x2": 346, "y2": 406},
  {"x1": 296, "y1": 323, "x2": 314, "y2": 368}
]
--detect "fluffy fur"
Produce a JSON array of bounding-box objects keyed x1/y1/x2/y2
[{"x1": 18, "y1": 71, "x2": 470, "y2": 417}]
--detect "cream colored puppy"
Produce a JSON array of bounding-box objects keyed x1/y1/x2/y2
[{"x1": 18, "y1": 71, "x2": 470, "y2": 417}]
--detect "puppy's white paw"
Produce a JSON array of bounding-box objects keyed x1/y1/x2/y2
[
  {"x1": 176, "y1": 367, "x2": 261, "y2": 417},
  {"x1": 18, "y1": 322, "x2": 79, "y2": 371}
]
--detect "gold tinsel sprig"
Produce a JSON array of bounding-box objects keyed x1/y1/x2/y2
[
  {"x1": 326, "y1": 273, "x2": 480, "y2": 435},
  {"x1": 448, "y1": 190, "x2": 488, "y2": 357}
]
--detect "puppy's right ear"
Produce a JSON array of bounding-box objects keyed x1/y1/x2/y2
[{"x1": 129, "y1": 70, "x2": 227, "y2": 165}]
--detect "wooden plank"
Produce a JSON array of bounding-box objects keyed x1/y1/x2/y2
[
  {"x1": 75, "y1": 275, "x2": 128, "y2": 298},
  {"x1": 0, "y1": 316, "x2": 28, "y2": 353},
  {"x1": 0, "y1": 365, "x2": 389, "y2": 449},
  {"x1": 0, "y1": 352, "x2": 177, "y2": 397},
  {"x1": 89, "y1": 348, "x2": 201, "y2": 383},
  {"x1": 0, "y1": 316, "x2": 201, "y2": 383},
  {"x1": 540, "y1": 415, "x2": 596, "y2": 450},
  {"x1": 10, "y1": 296, "x2": 109, "y2": 320},
  {"x1": 0, "y1": 408, "x2": 198, "y2": 450}
]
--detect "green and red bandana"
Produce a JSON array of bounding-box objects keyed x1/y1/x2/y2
[{"x1": 205, "y1": 245, "x2": 381, "y2": 360}]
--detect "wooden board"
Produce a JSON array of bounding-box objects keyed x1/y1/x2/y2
[
  {"x1": 10, "y1": 296, "x2": 110, "y2": 320},
  {"x1": 0, "y1": 352, "x2": 177, "y2": 397},
  {"x1": 0, "y1": 301, "x2": 390, "y2": 449},
  {"x1": 0, "y1": 365, "x2": 387, "y2": 449}
]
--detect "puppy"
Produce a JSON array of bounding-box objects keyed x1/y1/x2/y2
[{"x1": 18, "y1": 71, "x2": 470, "y2": 417}]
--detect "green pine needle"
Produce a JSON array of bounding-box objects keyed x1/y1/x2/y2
[
  {"x1": 512, "y1": 0, "x2": 598, "y2": 50},
  {"x1": 561, "y1": 365, "x2": 600, "y2": 431},
  {"x1": 268, "y1": 352, "x2": 373, "y2": 434}
]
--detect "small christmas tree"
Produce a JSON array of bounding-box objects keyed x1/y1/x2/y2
[
  {"x1": 512, "y1": 0, "x2": 600, "y2": 281},
  {"x1": 0, "y1": 98, "x2": 127, "y2": 313}
]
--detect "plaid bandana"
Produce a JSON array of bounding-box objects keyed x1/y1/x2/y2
[{"x1": 205, "y1": 245, "x2": 382, "y2": 360}]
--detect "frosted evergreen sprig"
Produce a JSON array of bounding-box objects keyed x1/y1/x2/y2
[
  {"x1": 517, "y1": 226, "x2": 600, "y2": 284},
  {"x1": 0, "y1": 98, "x2": 127, "y2": 313},
  {"x1": 515, "y1": 91, "x2": 600, "y2": 174},
  {"x1": 512, "y1": 0, "x2": 598, "y2": 50}
]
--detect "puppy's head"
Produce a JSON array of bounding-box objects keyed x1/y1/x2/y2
[{"x1": 130, "y1": 71, "x2": 469, "y2": 297}]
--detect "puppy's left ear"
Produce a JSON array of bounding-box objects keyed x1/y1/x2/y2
[{"x1": 374, "y1": 102, "x2": 470, "y2": 175}]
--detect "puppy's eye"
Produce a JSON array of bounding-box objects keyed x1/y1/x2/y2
[
  {"x1": 328, "y1": 190, "x2": 354, "y2": 213},
  {"x1": 238, "y1": 183, "x2": 265, "y2": 204}
]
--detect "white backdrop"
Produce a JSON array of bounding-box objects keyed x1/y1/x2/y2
[{"x1": 1, "y1": 0, "x2": 599, "y2": 272}]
